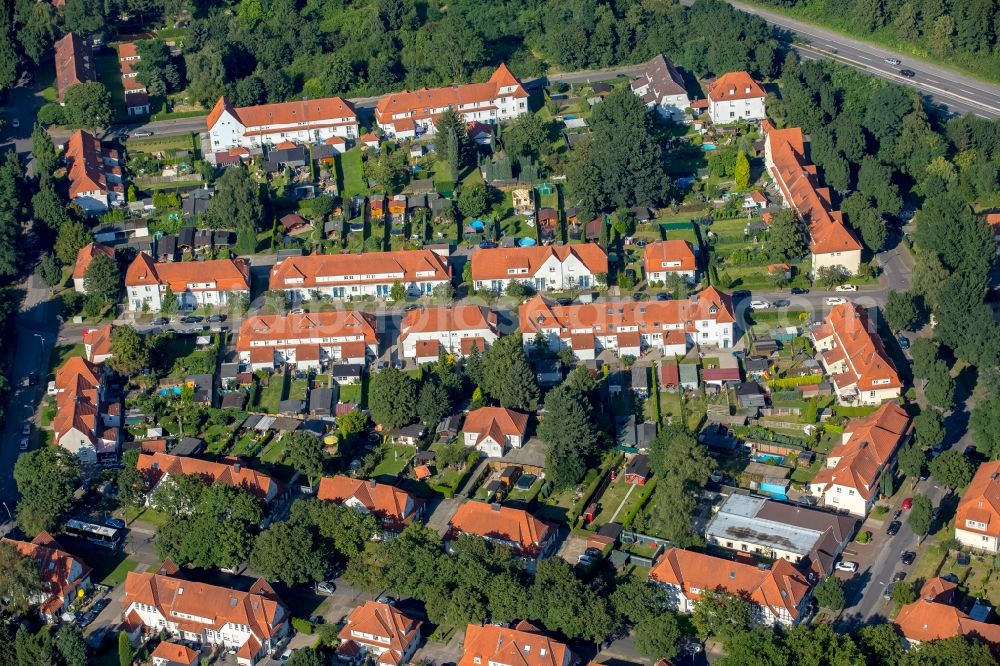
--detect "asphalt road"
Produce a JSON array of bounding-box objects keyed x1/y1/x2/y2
[
  {"x1": 685, "y1": 0, "x2": 1000, "y2": 118},
  {"x1": 0, "y1": 272, "x2": 60, "y2": 511}
]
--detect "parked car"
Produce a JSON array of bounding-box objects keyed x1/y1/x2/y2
[
  {"x1": 825, "y1": 296, "x2": 848, "y2": 306},
  {"x1": 886, "y1": 521, "x2": 901, "y2": 536},
  {"x1": 179, "y1": 315, "x2": 202, "y2": 324},
  {"x1": 790, "y1": 287, "x2": 809, "y2": 294},
  {"x1": 207, "y1": 314, "x2": 226, "y2": 323},
  {"x1": 479, "y1": 240, "x2": 497, "y2": 249},
  {"x1": 576, "y1": 555, "x2": 594, "y2": 566},
  {"x1": 290, "y1": 308, "x2": 305, "y2": 315},
  {"x1": 957, "y1": 552, "x2": 971, "y2": 567},
  {"x1": 899, "y1": 69, "x2": 916, "y2": 77},
  {"x1": 835, "y1": 284, "x2": 858, "y2": 292},
  {"x1": 772, "y1": 299, "x2": 791, "y2": 307},
  {"x1": 835, "y1": 561, "x2": 858, "y2": 573},
  {"x1": 105, "y1": 518, "x2": 125, "y2": 529},
  {"x1": 151, "y1": 317, "x2": 169, "y2": 326},
  {"x1": 884, "y1": 583, "x2": 894, "y2": 600},
  {"x1": 27, "y1": 372, "x2": 37, "y2": 386},
  {"x1": 316, "y1": 581, "x2": 336, "y2": 595},
  {"x1": 901, "y1": 497, "x2": 913, "y2": 510},
  {"x1": 900, "y1": 551, "x2": 916, "y2": 565},
  {"x1": 656, "y1": 293, "x2": 671, "y2": 301},
  {"x1": 885, "y1": 57, "x2": 901, "y2": 65},
  {"x1": 11, "y1": 119, "x2": 19, "y2": 128},
  {"x1": 898, "y1": 336, "x2": 911, "y2": 350},
  {"x1": 21, "y1": 424, "x2": 30, "y2": 436},
  {"x1": 279, "y1": 650, "x2": 293, "y2": 664},
  {"x1": 19, "y1": 437, "x2": 28, "y2": 451},
  {"x1": 893, "y1": 571, "x2": 907, "y2": 583},
  {"x1": 750, "y1": 300, "x2": 771, "y2": 310},
  {"x1": 133, "y1": 130, "x2": 154, "y2": 137}
]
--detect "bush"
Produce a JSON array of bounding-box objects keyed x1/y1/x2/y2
[
  {"x1": 856, "y1": 531, "x2": 872, "y2": 544},
  {"x1": 291, "y1": 618, "x2": 314, "y2": 635},
  {"x1": 37, "y1": 103, "x2": 66, "y2": 126}
]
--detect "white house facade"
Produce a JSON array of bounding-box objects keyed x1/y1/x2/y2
[{"x1": 208, "y1": 96, "x2": 359, "y2": 152}]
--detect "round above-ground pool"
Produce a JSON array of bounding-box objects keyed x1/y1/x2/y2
[
  {"x1": 518, "y1": 237, "x2": 537, "y2": 246},
  {"x1": 702, "y1": 143, "x2": 717, "y2": 151},
  {"x1": 469, "y1": 219, "x2": 485, "y2": 232}
]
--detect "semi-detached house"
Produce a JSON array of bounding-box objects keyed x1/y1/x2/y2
[
  {"x1": 458, "y1": 621, "x2": 574, "y2": 666},
  {"x1": 471, "y1": 244, "x2": 608, "y2": 293},
  {"x1": 374, "y1": 64, "x2": 529, "y2": 139},
  {"x1": 125, "y1": 253, "x2": 250, "y2": 312},
  {"x1": 648, "y1": 547, "x2": 812, "y2": 626},
  {"x1": 337, "y1": 601, "x2": 422, "y2": 666},
  {"x1": 643, "y1": 239, "x2": 698, "y2": 283},
  {"x1": 122, "y1": 562, "x2": 288, "y2": 666},
  {"x1": 65, "y1": 130, "x2": 125, "y2": 214},
  {"x1": 237, "y1": 310, "x2": 379, "y2": 371},
  {"x1": 763, "y1": 120, "x2": 863, "y2": 275},
  {"x1": 317, "y1": 475, "x2": 423, "y2": 536},
  {"x1": 811, "y1": 303, "x2": 901, "y2": 405},
  {"x1": 955, "y1": 461, "x2": 1000, "y2": 553},
  {"x1": 631, "y1": 53, "x2": 691, "y2": 120},
  {"x1": 519, "y1": 287, "x2": 736, "y2": 361},
  {"x1": 807, "y1": 402, "x2": 911, "y2": 517},
  {"x1": 447, "y1": 501, "x2": 555, "y2": 570},
  {"x1": 706, "y1": 71, "x2": 767, "y2": 124},
  {"x1": 73, "y1": 242, "x2": 115, "y2": 293},
  {"x1": 269, "y1": 249, "x2": 450, "y2": 301},
  {"x1": 208, "y1": 95, "x2": 359, "y2": 152},
  {"x1": 398, "y1": 305, "x2": 498, "y2": 362},
  {"x1": 136, "y1": 452, "x2": 279, "y2": 504}
]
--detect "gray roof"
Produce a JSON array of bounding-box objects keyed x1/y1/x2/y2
[
  {"x1": 705, "y1": 493, "x2": 857, "y2": 572},
  {"x1": 220, "y1": 392, "x2": 246, "y2": 410},
  {"x1": 631, "y1": 366, "x2": 649, "y2": 389},
  {"x1": 279, "y1": 399, "x2": 303, "y2": 415},
  {"x1": 331, "y1": 364, "x2": 363, "y2": 378},
  {"x1": 309, "y1": 387, "x2": 335, "y2": 415},
  {"x1": 156, "y1": 235, "x2": 177, "y2": 258},
  {"x1": 220, "y1": 363, "x2": 239, "y2": 380},
  {"x1": 172, "y1": 437, "x2": 204, "y2": 457}
]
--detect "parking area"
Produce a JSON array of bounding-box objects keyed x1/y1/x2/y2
[{"x1": 557, "y1": 533, "x2": 589, "y2": 564}]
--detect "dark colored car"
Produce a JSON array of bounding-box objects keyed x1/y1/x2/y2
[
  {"x1": 479, "y1": 240, "x2": 497, "y2": 249},
  {"x1": 772, "y1": 299, "x2": 791, "y2": 307},
  {"x1": 898, "y1": 336, "x2": 911, "y2": 350},
  {"x1": 900, "y1": 551, "x2": 916, "y2": 565},
  {"x1": 887, "y1": 521, "x2": 902, "y2": 536},
  {"x1": 656, "y1": 292, "x2": 671, "y2": 301},
  {"x1": 180, "y1": 315, "x2": 203, "y2": 324},
  {"x1": 899, "y1": 69, "x2": 916, "y2": 77},
  {"x1": 790, "y1": 287, "x2": 809, "y2": 295},
  {"x1": 732, "y1": 290, "x2": 751, "y2": 299},
  {"x1": 957, "y1": 552, "x2": 971, "y2": 566},
  {"x1": 151, "y1": 317, "x2": 169, "y2": 325},
  {"x1": 584, "y1": 547, "x2": 602, "y2": 558},
  {"x1": 893, "y1": 571, "x2": 907, "y2": 583},
  {"x1": 105, "y1": 518, "x2": 125, "y2": 529},
  {"x1": 207, "y1": 314, "x2": 227, "y2": 323},
  {"x1": 556, "y1": 298, "x2": 574, "y2": 306},
  {"x1": 27, "y1": 372, "x2": 37, "y2": 386}
]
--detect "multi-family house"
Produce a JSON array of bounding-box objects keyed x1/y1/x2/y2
[
  {"x1": 3, "y1": 532, "x2": 92, "y2": 621},
  {"x1": 631, "y1": 54, "x2": 691, "y2": 120},
  {"x1": 208, "y1": 95, "x2": 358, "y2": 152},
  {"x1": 762, "y1": 120, "x2": 863, "y2": 275},
  {"x1": 807, "y1": 402, "x2": 912, "y2": 517},
  {"x1": 73, "y1": 242, "x2": 116, "y2": 293},
  {"x1": 447, "y1": 502, "x2": 555, "y2": 569},
  {"x1": 53, "y1": 33, "x2": 96, "y2": 103},
  {"x1": 136, "y1": 453, "x2": 279, "y2": 504},
  {"x1": 462, "y1": 407, "x2": 529, "y2": 458},
  {"x1": 471, "y1": 244, "x2": 608, "y2": 293},
  {"x1": 811, "y1": 303, "x2": 901, "y2": 405},
  {"x1": 236, "y1": 310, "x2": 378, "y2": 371},
  {"x1": 643, "y1": 240, "x2": 698, "y2": 284},
  {"x1": 895, "y1": 578, "x2": 1000, "y2": 653},
  {"x1": 374, "y1": 64, "x2": 528, "y2": 139},
  {"x1": 122, "y1": 562, "x2": 288, "y2": 666},
  {"x1": 706, "y1": 71, "x2": 767, "y2": 124},
  {"x1": 648, "y1": 547, "x2": 812, "y2": 626},
  {"x1": 52, "y1": 356, "x2": 119, "y2": 464},
  {"x1": 317, "y1": 476, "x2": 423, "y2": 536},
  {"x1": 458, "y1": 621, "x2": 574, "y2": 666},
  {"x1": 117, "y1": 42, "x2": 150, "y2": 116},
  {"x1": 65, "y1": 130, "x2": 125, "y2": 214},
  {"x1": 519, "y1": 287, "x2": 736, "y2": 361},
  {"x1": 704, "y1": 493, "x2": 857, "y2": 576},
  {"x1": 336, "y1": 601, "x2": 422, "y2": 665},
  {"x1": 398, "y1": 305, "x2": 499, "y2": 361},
  {"x1": 83, "y1": 324, "x2": 113, "y2": 363},
  {"x1": 268, "y1": 250, "x2": 450, "y2": 301},
  {"x1": 125, "y1": 253, "x2": 250, "y2": 312},
  {"x1": 955, "y1": 461, "x2": 1000, "y2": 553}
]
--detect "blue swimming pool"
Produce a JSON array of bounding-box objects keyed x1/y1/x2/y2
[
  {"x1": 676, "y1": 177, "x2": 695, "y2": 188},
  {"x1": 702, "y1": 143, "x2": 717, "y2": 151},
  {"x1": 753, "y1": 453, "x2": 785, "y2": 464},
  {"x1": 469, "y1": 219, "x2": 485, "y2": 232},
  {"x1": 564, "y1": 114, "x2": 577, "y2": 120},
  {"x1": 159, "y1": 386, "x2": 182, "y2": 396},
  {"x1": 518, "y1": 237, "x2": 537, "y2": 247}
]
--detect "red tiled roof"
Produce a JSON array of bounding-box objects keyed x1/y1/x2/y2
[
  {"x1": 813, "y1": 303, "x2": 901, "y2": 392},
  {"x1": 208, "y1": 95, "x2": 357, "y2": 130},
  {"x1": 448, "y1": 502, "x2": 551, "y2": 556},
  {"x1": 150, "y1": 642, "x2": 198, "y2": 665},
  {"x1": 399, "y1": 305, "x2": 498, "y2": 340},
  {"x1": 896, "y1": 599, "x2": 1000, "y2": 646},
  {"x1": 125, "y1": 253, "x2": 250, "y2": 292},
  {"x1": 375, "y1": 65, "x2": 527, "y2": 127},
  {"x1": 73, "y1": 243, "x2": 115, "y2": 280},
  {"x1": 464, "y1": 407, "x2": 529, "y2": 446},
  {"x1": 54, "y1": 33, "x2": 95, "y2": 101},
  {"x1": 337, "y1": 601, "x2": 421, "y2": 662},
  {"x1": 471, "y1": 244, "x2": 608, "y2": 282},
  {"x1": 65, "y1": 130, "x2": 107, "y2": 199},
  {"x1": 649, "y1": 547, "x2": 810, "y2": 621},
  {"x1": 270, "y1": 250, "x2": 449, "y2": 290},
  {"x1": 3, "y1": 532, "x2": 91, "y2": 617},
  {"x1": 459, "y1": 621, "x2": 572, "y2": 666},
  {"x1": 956, "y1": 460, "x2": 1000, "y2": 539},
  {"x1": 83, "y1": 324, "x2": 113, "y2": 360},
  {"x1": 317, "y1": 475, "x2": 420, "y2": 529},
  {"x1": 644, "y1": 240, "x2": 696, "y2": 275},
  {"x1": 137, "y1": 452, "x2": 277, "y2": 501},
  {"x1": 707, "y1": 71, "x2": 766, "y2": 102},
  {"x1": 236, "y1": 311, "x2": 377, "y2": 352}
]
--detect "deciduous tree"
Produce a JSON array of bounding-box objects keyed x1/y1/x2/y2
[
  {"x1": 369, "y1": 368, "x2": 417, "y2": 429},
  {"x1": 62, "y1": 82, "x2": 112, "y2": 131},
  {"x1": 0, "y1": 541, "x2": 43, "y2": 614},
  {"x1": 108, "y1": 326, "x2": 150, "y2": 376},
  {"x1": 250, "y1": 521, "x2": 325, "y2": 585},
  {"x1": 83, "y1": 253, "x2": 120, "y2": 303},
  {"x1": 814, "y1": 574, "x2": 846, "y2": 610},
  {"x1": 13, "y1": 447, "x2": 80, "y2": 536},
  {"x1": 930, "y1": 450, "x2": 973, "y2": 489},
  {"x1": 907, "y1": 495, "x2": 933, "y2": 537},
  {"x1": 286, "y1": 431, "x2": 325, "y2": 487}
]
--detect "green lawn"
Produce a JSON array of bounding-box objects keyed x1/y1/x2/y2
[
  {"x1": 99, "y1": 558, "x2": 138, "y2": 586},
  {"x1": 131, "y1": 508, "x2": 169, "y2": 529},
  {"x1": 260, "y1": 437, "x2": 288, "y2": 464},
  {"x1": 96, "y1": 54, "x2": 127, "y2": 122},
  {"x1": 255, "y1": 375, "x2": 285, "y2": 414},
  {"x1": 507, "y1": 478, "x2": 543, "y2": 503},
  {"x1": 48, "y1": 343, "x2": 85, "y2": 381},
  {"x1": 340, "y1": 149, "x2": 368, "y2": 198},
  {"x1": 591, "y1": 479, "x2": 645, "y2": 527},
  {"x1": 338, "y1": 383, "x2": 361, "y2": 405},
  {"x1": 288, "y1": 377, "x2": 310, "y2": 401},
  {"x1": 372, "y1": 444, "x2": 415, "y2": 478},
  {"x1": 127, "y1": 132, "x2": 198, "y2": 155}
]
